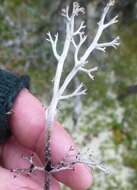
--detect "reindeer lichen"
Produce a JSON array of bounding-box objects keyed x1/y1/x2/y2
[{"x1": 12, "y1": 1, "x2": 120, "y2": 189}]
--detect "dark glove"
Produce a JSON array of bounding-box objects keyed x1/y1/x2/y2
[{"x1": 0, "y1": 69, "x2": 30, "y2": 144}]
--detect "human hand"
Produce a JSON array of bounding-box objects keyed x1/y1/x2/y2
[{"x1": 0, "y1": 89, "x2": 92, "y2": 190}]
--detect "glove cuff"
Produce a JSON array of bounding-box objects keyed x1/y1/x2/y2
[{"x1": 0, "y1": 69, "x2": 30, "y2": 143}]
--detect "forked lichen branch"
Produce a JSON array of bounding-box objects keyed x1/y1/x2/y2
[
  {"x1": 12, "y1": 1, "x2": 119, "y2": 190},
  {"x1": 46, "y1": 0, "x2": 119, "y2": 137}
]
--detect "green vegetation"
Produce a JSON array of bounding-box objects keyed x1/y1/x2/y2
[{"x1": 0, "y1": 1, "x2": 137, "y2": 189}]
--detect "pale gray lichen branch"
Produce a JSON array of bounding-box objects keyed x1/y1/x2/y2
[
  {"x1": 46, "y1": 0, "x2": 120, "y2": 147},
  {"x1": 60, "y1": 83, "x2": 87, "y2": 100},
  {"x1": 96, "y1": 36, "x2": 120, "y2": 52},
  {"x1": 11, "y1": 2, "x2": 119, "y2": 189},
  {"x1": 45, "y1": 1, "x2": 120, "y2": 176},
  {"x1": 46, "y1": 32, "x2": 60, "y2": 61},
  {"x1": 80, "y1": 66, "x2": 98, "y2": 80}
]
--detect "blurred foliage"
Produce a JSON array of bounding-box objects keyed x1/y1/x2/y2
[{"x1": 0, "y1": 0, "x2": 137, "y2": 189}]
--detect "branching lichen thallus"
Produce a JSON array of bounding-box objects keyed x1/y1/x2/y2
[{"x1": 11, "y1": 1, "x2": 120, "y2": 190}]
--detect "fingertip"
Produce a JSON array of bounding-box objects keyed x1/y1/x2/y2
[
  {"x1": 55, "y1": 164, "x2": 93, "y2": 190},
  {"x1": 49, "y1": 122, "x2": 93, "y2": 190}
]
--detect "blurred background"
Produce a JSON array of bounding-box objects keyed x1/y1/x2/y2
[{"x1": 0, "y1": 0, "x2": 137, "y2": 189}]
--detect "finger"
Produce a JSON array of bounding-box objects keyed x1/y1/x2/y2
[
  {"x1": 55, "y1": 164, "x2": 92, "y2": 190},
  {"x1": 34, "y1": 120, "x2": 92, "y2": 190},
  {"x1": 0, "y1": 166, "x2": 43, "y2": 190},
  {"x1": 10, "y1": 89, "x2": 45, "y2": 150},
  {"x1": 1, "y1": 138, "x2": 61, "y2": 190},
  {"x1": 10, "y1": 89, "x2": 92, "y2": 189},
  {"x1": 1, "y1": 137, "x2": 44, "y2": 185},
  {"x1": 0, "y1": 166, "x2": 60, "y2": 190}
]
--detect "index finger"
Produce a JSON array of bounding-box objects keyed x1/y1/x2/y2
[{"x1": 10, "y1": 89, "x2": 45, "y2": 150}]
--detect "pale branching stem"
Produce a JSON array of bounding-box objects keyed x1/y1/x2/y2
[
  {"x1": 80, "y1": 2, "x2": 118, "y2": 64},
  {"x1": 46, "y1": 32, "x2": 60, "y2": 61},
  {"x1": 45, "y1": 0, "x2": 119, "y2": 186},
  {"x1": 47, "y1": 1, "x2": 119, "y2": 114},
  {"x1": 47, "y1": 2, "x2": 87, "y2": 122},
  {"x1": 60, "y1": 83, "x2": 86, "y2": 100},
  {"x1": 72, "y1": 38, "x2": 77, "y2": 48},
  {"x1": 12, "y1": 2, "x2": 119, "y2": 189},
  {"x1": 61, "y1": 6, "x2": 70, "y2": 20},
  {"x1": 47, "y1": 10, "x2": 75, "y2": 123},
  {"x1": 45, "y1": 2, "x2": 82, "y2": 163},
  {"x1": 52, "y1": 12, "x2": 75, "y2": 99},
  {"x1": 96, "y1": 36, "x2": 120, "y2": 51},
  {"x1": 74, "y1": 33, "x2": 87, "y2": 64},
  {"x1": 73, "y1": 21, "x2": 86, "y2": 36},
  {"x1": 104, "y1": 15, "x2": 119, "y2": 29},
  {"x1": 57, "y1": 1, "x2": 119, "y2": 99},
  {"x1": 80, "y1": 66, "x2": 98, "y2": 80},
  {"x1": 44, "y1": 0, "x2": 121, "y2": 169},
  {"x1": 58, "y1": 66, "x2": 79, "y2": 97}
]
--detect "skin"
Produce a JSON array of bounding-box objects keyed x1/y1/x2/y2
[{"x1": 0, "y1": 89, "x2": 92, "y2": 190}]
